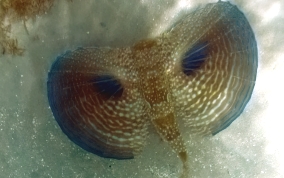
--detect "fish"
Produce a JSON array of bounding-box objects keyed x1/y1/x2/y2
[{"x1": 47, "y1": 1, "x2": 257, "y2": 177}]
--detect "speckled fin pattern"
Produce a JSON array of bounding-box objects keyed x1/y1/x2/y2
[{"x1": 47, "y1": 1, "x2": 257, "y2": 177}]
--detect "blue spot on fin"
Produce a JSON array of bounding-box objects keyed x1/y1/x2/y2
[
  {"x1": 182, "y1": 41, "x2": 209, "y2": 75},
  {"x1": 90, "y1": 75, "x2": 124, "y2": 99}
]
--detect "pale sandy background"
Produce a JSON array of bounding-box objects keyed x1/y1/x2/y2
[{"x1": 0, "y1": 0, "x2": 283, "y2": 177}]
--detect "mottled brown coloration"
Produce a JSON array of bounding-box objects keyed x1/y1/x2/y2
[{"x1": 47, "y1": 1, "x2": 257, "y2": 177}]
